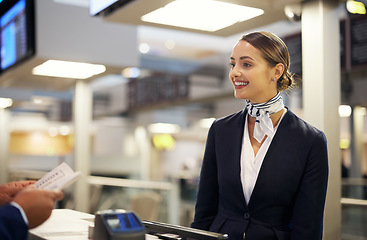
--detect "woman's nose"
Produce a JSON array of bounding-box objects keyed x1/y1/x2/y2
[{"x1": 230, "y1": 67, "x2": 241, "y2": 77}]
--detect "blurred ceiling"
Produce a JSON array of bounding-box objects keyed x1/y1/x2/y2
[
  {"x1": 0, "y1": 0, "x2": 349, "y2": 115},
  {"x1": 104, "y1": 0, "x2": 303, "y2": 37},
  {"x1": 0, "y1": 0, "x2": 307, "y2": 91}
]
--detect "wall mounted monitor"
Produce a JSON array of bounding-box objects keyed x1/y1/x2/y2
[{"x1": 0, "y1": 0, "x2": 35, "y2": 73}]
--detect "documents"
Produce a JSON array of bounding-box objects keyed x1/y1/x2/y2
[{"x1": 34, "y1": 162, "x2": 81, "y2": 190}]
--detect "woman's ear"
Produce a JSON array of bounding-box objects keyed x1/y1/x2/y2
[{"x1": 274, "y1": 63, "x2": 285, "y2": 80}]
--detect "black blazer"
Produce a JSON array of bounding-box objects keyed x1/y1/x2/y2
[
  {"x1": 191, "y1": 108, "x2": 329, "y2": 240},
  {"x1": 0, "y1": 204, "x2": 28, "y2": 240}
]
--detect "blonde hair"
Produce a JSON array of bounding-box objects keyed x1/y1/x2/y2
[{"x1": 241, "y1": 31, "x2": 294, "y2": 92}]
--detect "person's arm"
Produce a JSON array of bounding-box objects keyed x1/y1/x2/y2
[
  {"x1": 0, "y1": 180, "x2": 36, "y2": 206},
  {"x1": 191, "y1": 123, "x2": 219, "y2": 230},
  {"x1": 291, "y1": 132, "x2": 329, "y2": 240},
  {"x1": 0, "y1": 187, "x2": 64, "y2": 240}
]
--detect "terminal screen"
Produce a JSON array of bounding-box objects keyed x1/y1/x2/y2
[{"x1": 0, "y1": 0, "x2": 28, "y2": 71}]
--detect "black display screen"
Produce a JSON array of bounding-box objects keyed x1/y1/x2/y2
[
  {"x1": 104, "y1": 212, "x2": 144, "y2": 232},
  {"x1": 0, "y1": 0, "x2": 35, "y2": 73}
]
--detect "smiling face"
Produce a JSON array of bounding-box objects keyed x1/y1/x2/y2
[{"x1": 229, "y1": 40, "x2": 280, "y2": 104}]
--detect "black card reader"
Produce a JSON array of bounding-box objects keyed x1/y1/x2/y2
[{"x1": 93, "y1": 209, "x2": 145, "y2": 240}]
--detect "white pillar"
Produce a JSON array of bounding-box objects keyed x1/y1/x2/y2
[
  {"x1": 135, "y1": 126, "x2": 151, "y2": 180},
  {"x1": 0, "y1": 109, "x2": 10, "y2": 184},
  {"x1": 73, "y1": 79, "x2": 92, "y2": 212},
  {"x1": 302, "y1": 1, "x2": 341, "y2": 239},
  {"x1": 351, "y1": 106, "x2": 363, "y2": 178}
]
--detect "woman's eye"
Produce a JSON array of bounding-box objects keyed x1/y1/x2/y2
[
  {"x1": 244, "y1": 63, "x2": 251, "y2": 67},
  {"x1": 229, "y1": 63, "x2": 235, "y2": 68}
]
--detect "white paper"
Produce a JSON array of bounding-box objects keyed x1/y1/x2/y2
[
  {"x1": 34, "y1": 162, "x2": 81, "y2": 190},
  {"x1": 29, "y1": 209, "x2": 94, "y2": 240}
]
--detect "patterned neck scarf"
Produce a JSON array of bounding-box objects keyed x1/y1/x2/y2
[{"x1": 246, "y1": 93, "x2": 284, "y2": 143}]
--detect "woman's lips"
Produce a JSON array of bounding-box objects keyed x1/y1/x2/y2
[{"x1": 234, "y1": 81, "x2": 249, "y2": 89}]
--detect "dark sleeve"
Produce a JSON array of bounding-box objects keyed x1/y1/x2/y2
[
  {"x1": 291, "y1": 132, "x2": 329, "y2": 240},
  {"x1": 190, "y1": 123, "x2": 219, "y2": 230},
  {"x1": 0, "y1": 204, "x2": 28, "y2": 240}
]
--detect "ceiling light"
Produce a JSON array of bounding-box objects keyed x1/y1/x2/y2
[
  {"x1": 346, "y1": 0, "x2": 366, "y2": 14},
  {"x1": 33, "y1": 98, "x2": 43, "y2": 104},
  {"x1": 148, "y1": 123, "x2": 181, "y2": 134},
  {"x1": 32, "y1": 60, "x2": 106, "y2": 79},
  {"x1": 284, "y1": 3, "x2": 302, "y2": 22},
  {"x1": 122, "y1": 67, "x2": 140, "y2": 78},
  {"x1": 165, "y1": 39, "x2": 176, "y2": 50},
  {"x1": 31, "y1": 96, "x2": 55, "y2": 105},
  {"x1": 0, "y1": 98, "x2": 13, "y2": 109},
  {"x1": 139, "y1": 43, "x2": 150, "y2": 54},
  {"x1": 48, "y1": 127, "x2": 58, "y2": 137},
  {"x1": 339, "y1": 105, "x2": 352, "y2": 117},
  {"x1": 141, "y1": 0, "x2": 264, "y2": 32},
  {"x1": 340, "y1": 138, "x2": 350, "y2": 149},
  {"x1": 59, "y1": 125, "x2": 71, "y2": 136},
  {"x1": 152, "y1": 134, "x2": 176, "y2": 150}
]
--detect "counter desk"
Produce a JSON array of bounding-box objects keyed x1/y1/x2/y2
[
  {"x1": 28, "y1": 209, "x2": 156, "y2": 240},
  {"x1": 29, "y1": 209, "x2": 94, "y2": 240},
  {"x1": 29, "y1": 209, "x2": 227, "y2": 240}
]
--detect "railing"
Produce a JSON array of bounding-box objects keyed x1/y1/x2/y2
[
  {"x1": 9, "y1": 169, "x2": 181, "y2": 224},
  {"x1": 341, "y1": 198, "x2": 367, "y2": 206},
  {"x1": 341, "y1": 177, "x2": 367, "y2": 207},
  {"x1": 87, "y1": 176, "x2": 180, "y2": 224}
]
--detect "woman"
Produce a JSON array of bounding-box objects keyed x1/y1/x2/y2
[{"x1": 190, "y1": 31, "x2": 329, "y2": 240}]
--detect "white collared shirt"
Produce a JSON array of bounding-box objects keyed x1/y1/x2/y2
[
  {"x1": 240, "y1": 109, "x2": 287, "y2": 205},
  {"x1": 10, "y1": 201, "x2": 29, "y2": 225}
]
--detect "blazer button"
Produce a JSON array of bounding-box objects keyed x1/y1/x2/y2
[{"x1": 244, "y1": 213, "x2": 250, "y2": 220}]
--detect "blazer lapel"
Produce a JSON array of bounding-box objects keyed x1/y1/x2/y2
[
  {"x1": 235, "y1": 108, "x2": 249, "y2": 208},
  {"x1": 247, "y1": 110, "x2": 292, "y2": 209}
]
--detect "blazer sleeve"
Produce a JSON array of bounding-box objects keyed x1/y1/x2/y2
[
  {"x1": 291, "y1": 131, "x2": 329, "y2": 240},
  {"x1": 191, "y1": 122, "x2": 219, "y2": 230},
  {"x1": 0, "y1": 204, "x2": 28, "y2": 240}
]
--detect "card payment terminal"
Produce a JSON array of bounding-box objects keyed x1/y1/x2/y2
[{"x1": 92, "y1": 209, "x2": 145, "y2": 240}]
